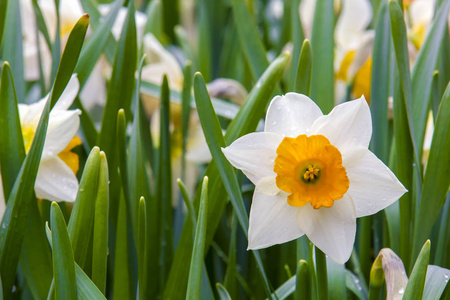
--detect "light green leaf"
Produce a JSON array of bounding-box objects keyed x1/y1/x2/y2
[
  {"x1": 186, "y1": 177, "x2": 209, "y2": 300},
  {"x1": 216, "y1": 283, "x2": 232, "y2": 300},
  {"x1": 413, "y1": 83, "x2": 450, "y2": 261},
  {"x1": 0, "y1": 62, "x2": 25, "y2": 199},
  {"x1": 51, "y1": 202, "x2": 77, "y2": 300},
  {"x1": 230, "y1": 0, "x2": 269, "y2": 80},
  {"x1": 294, "y1": 39, "x2": 312, "y2": 95},
  {"x1": 91, "y1": 151, "x2": 109, "y2": 294},
  {"x1": 310, "y1": 0, "x2": 334, "y2": 113},
  {"x1": 67, "y1": 146, "x2": 101, "y2": 270},
  {"x1": 296, "y1": 260, "x2": 311, "y2": 300},
  {"x1": 404, "y1": 240, "x2": 431, "y2": 300},
  {"x1": 370, "y1": 1, "x2": 391, "y2": 164}
]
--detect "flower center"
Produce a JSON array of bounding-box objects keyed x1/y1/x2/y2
[
  {"x1": 303, "y1": 164, "x2": 320, "y2": 181},
  {"x1": 274, "y1": 134, "x2": 350, "y2": 209}
]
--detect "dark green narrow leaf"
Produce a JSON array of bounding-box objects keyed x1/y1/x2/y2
[
  {"x1": 0, "y1": 62, "x2": 25, "y2": 199},
  {"x1": 404, "y1": 240, "x2": 431, "y2": 300},
  {"x1": 315, "y1": 248, "x2": 328, "y2": 300},
  {"x1": 296, "y1": 260, "x2": 311, "y2": 300},
  {"x1": 198, "y1": 0, "x2": 211, "y2": 82},
  {"x1": 186, "y1": 177, "x2": 209, "y2": 299},
  {"x1": 50, "y1": 14, "x2": 89, "y2": 108},
  {"x1": 117, "y1": 109, "x2": 133, "y2": 222},
  {"x1": 289, "y1": 0, "x2": 305, "y2": 91},
  {"x1": 224, "y1": 215, "x2": 238, "y2": 299},
  {"x1": 389, "y1": 0, "x2": 422, "y2": 179},
  {"x1": 112, "y1": 193, "x2": 133, "y2": 300},
  {"x1": 310, "y1": 0, "x2": 334, "y2": 113},
  {"x1": 410, "y1": 0, "x2": 450, "y2": 155},
  {"x1": 161, "y1": 0, "x2": 178, "y2": 42},
  {"x1": 181, "y1": 62, "x2": 193, "y2": 181},
  {"x1": 68, "y1": 147, "x2": 101, "y2": 270},
  {"x1": 178, "y1": 179, "x2": 196, "y2": 228},
  {"x1": 230, "y1": 0, "x2": 269, "y2": 80},
  {"x1": 294, "y1": 39, "x2": 312, "y2": 95},
  {"x1": 0, "y1": 0, "x2": 8, "y2": 51},
  {"x1": 75, "y1": 0, "x2": 124, "y2": 87},
  {"x1": 76, "y1": 265, "x2": 107, "y2": 300},
  {"x1": 138, "y1": 197, "x2": 147, "y2": 300},
  {"x1": 193, "y1": 73, "x2": 273, "y2": 298},
  {"x1": 51, "y1": 202, "x2": 77, "y2": 300},
  {"x1": 97, "y1": 0, "x2": 136, "y2": 160},
  {"x1": 412, "y1": 83, "x2": 450, "y2": 261},
  {"x1": 370, "y1": 1, "x2": 391, "y2": 164},
  {"x1": 19, "y1": 200, "x2": 53, "y2": 300},
  {"x1": 158, "y1": 75, "x2": 173, "y2": 290},
  {"x1": 1, "y1": 0, "x2": 25, "y2": 102},
  {"x1": 50, "y1": 0, "x2": 61, "y2": 85},
  {"x1": 164, "y1": 53, "x2": 288, "y2": 300},
  {"x1": 0, "y1": 83, "x2": 50, "y2": 299},
  {"x1": 92, "y1": 151, "x2": 109, "y2": 294},
  {"x1": 31, "y1": 0, "x2": 52, "y2": 51},
  {"x1": 193, "y1": 73, "x2": 248, "y2": 233}
]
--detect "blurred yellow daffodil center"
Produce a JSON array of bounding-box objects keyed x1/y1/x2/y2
[
  {"x1": 21, "y1": 125, "x2": 81, "y2": 174},
  {"x1": 274, "y1": 134, "x2": 350, "y2": 209},
  {"x1": 336, "y1": 50, "x2": 372, "y2": 103}
]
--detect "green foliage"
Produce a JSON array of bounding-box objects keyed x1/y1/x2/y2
[{"x1": 0, "y1": 0, "x2": 449, "y2": 299}]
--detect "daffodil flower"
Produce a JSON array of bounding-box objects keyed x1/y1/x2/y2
[
  {"x1": 0, "y1": 75, "x2": 82, "y2": 222},
  {"x1": 334, "y1": 0, "x2": 374, "y2": 103},
  {"x1": 222, "y1": 93, "x2": 407, "y2": 263},
  {"x1": 21, "y1": 0, "x2": 106, "y2": 110}
]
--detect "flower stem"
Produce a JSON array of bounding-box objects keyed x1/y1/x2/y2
[{"x1": 315, "y1": 247, "x2": 328, "y2": 300}]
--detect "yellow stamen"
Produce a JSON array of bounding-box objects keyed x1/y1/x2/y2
[{"x1": 274, "y1": 135, "x2": 349, "y2": 209}]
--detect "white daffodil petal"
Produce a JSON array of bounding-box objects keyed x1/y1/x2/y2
[
  {"x1": 54, "y1": 74, "x2": 80, "y2": 111},
  {"x1": 311, "y1": 97, "x2": 372, "y2": 161},
  {"x1": 346, "y1": 150, "x2": 407, "y2": 218},
  {"x1": 335, "y1": 0, "x2": 372, "y2": 49},
  {"x1": 35, "y1": 158, "x2": 79, "y2": 202},
  {"x1": 265, "y1": 93, "x2": 323, "y2": 137},
  {"x1": 222, "y1": 132, "x2": 282, "y2": 185},
  {"x1": 255, "y1": 176, "x2": 279, "y2": 195},
  {"x1": 296, "y1": 195, "x2": 356, "y2": 264},
  {"x1": 43, "y1": 110, "x2": 81, "y2": 159},
  {"x1": 248, "y1": 190, "x2": 303, "y2": 249}
]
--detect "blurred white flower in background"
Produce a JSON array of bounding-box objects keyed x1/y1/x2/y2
[
  {"x1": 20, "y1": 0, "x2": 106, "y2": 110},
  {"x1": 334, "y1": 0, "x2": 374, "y2": 104},
  {"x1": 0, "y1": 76, "x2": 82, "y2": 221},
  {"x1": 222, "y1": 93, "x2": 407, "y2": 263}
]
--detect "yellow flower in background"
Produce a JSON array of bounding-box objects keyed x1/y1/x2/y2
[
  {"x1": 0, "y1": 75, "x2": 82, "y2": 221},
  {"x1": 405, "y1": 0, "x2": 435, "y2": 50},
  {"x1": 334, "y1": 0, "x2": 374, "y2": 103},
  {"x1": 222, "y1": 93, "x2": 407, "y2": 263}
]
